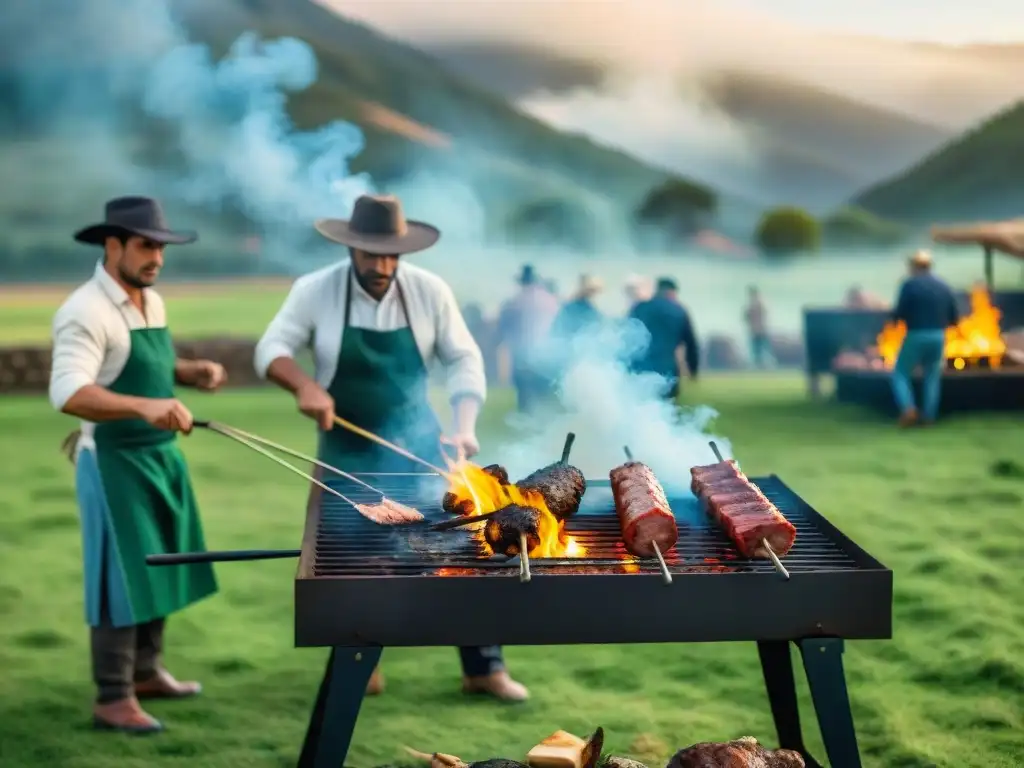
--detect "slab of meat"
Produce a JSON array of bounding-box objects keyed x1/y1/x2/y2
[
  {"x1": 354, "y1": 499, "x2": 425, "y2": 525},
  {"x1": 667, "y1": 737, "x2": 804, "y2": 768},
  {"x1": 610, "y1": 461, "x2": 678, "y2": 558},
  {"x1": 517, "y1": 463, "x2": 586, "y2": 522},
  {"x1": 442, "y1": 464, "x2": 510, "y2": 516},
  {"x1": 482, "y1": 504, "x2": 541, "y2": 556},
  {"x1": 691, "y1": 460, "x2": 796, "y2": 559},
  {"x1": 690, "y1": 460, "x2": 746, "y2": 496}
]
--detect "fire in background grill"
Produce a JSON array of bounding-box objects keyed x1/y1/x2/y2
[
  {"x1": 443, "y1": 464, "x2": 509, "y2": 515},
  {"x1": 690, "y1": 461, "x2": 797, "y2": 558},
  {"x1": 516, "y1": 462, "x2": 586, "y2": 522},
  {"x1": 483, "y1": 505, "x2": 541, "y2": 556}
]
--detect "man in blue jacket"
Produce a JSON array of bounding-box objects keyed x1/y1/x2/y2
[
  {"x1": 628, "y1": 277, "x2": 700, "y2": 401},
  {"x1": 890, "y1": 250, "x2": 959, "y2": 426}
]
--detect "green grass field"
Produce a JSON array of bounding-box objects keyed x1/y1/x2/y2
[{"x1": 0, "y1": 375, "x2": 1022, "y2": 768}]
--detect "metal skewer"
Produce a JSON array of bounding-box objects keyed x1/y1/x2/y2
[
  {"x1": 622, "y1": 445, "x2": 673, "y2": 584},
  {"x1": 333, "y1": 416, "x2": 453, "y2": 480},
  {"x1": 560, "y1": 432, "x2": 576, "y2": 463},
  {"x1": 428, "y1": 509, "x2": 505, "y2": 532},
  {"x1": 708, "y1": 441, "x2": 790, "y2": 580},
  {"x1": 195, "y1": 421, "x2": 390, "y2": 499},
  {"x1": 518, "y1": 533, "x2": 532, "y2": 583}
]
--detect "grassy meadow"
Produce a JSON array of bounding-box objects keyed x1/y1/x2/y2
[{"x1": 0, "y1": 369, "x2": 1022, "y2": 767}]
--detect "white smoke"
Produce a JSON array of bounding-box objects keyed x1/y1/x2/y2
[{"x1": 495, "y1": 320, "x2": 732, "y2": 494}]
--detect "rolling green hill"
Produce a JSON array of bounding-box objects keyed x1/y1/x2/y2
[{"x1": 850, "y1": 99, "x2": 1024, "y2": 223}]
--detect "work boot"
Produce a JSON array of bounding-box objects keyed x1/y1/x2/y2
[
  {"x1": 898, "y1": 408, "x2": 918, "y2": 427},
  {"x1": 366, "y1": 666, "x2": 385, "y2": 696},
  {"x1": 134, "y1": 668, "x2": 202, "y2": 700},
  {"x1": 93, "y1": 696, "x2": 163, "y2": 734},
  {"x1": 462, "y1": 670, "x2": 529, "y2": 702}
]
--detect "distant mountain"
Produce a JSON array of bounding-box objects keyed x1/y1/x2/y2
[
  {"x1": 421, "y1": 43, "x2": 956, "y2": 208},
  {"x1": 849, "y1": 100, "x2": 1024, "y2": 223}
]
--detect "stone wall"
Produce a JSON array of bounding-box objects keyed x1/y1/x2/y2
[{"x1": 0, "y1": 338, "x2": 263, "y2": 395}]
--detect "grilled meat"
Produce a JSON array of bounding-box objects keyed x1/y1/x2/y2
[
  {"x1": 666, "y1": 737, "x2": 804, "y2": 768},
  {"x1": 610, "y1": 461, "x2": 678, "y2": 558},
  {"x1": 482, "y1": 504, "x2": 541, "y2": 556},
  {"x1": 442, "y1": 464, "x2": 510, "y2": 516},
  {"x1": 354, "y1": 499, "x2": 424, "y2": 525},
  {"x1": 690, "y1": 462, "x2": 796, "y2": 558},
  {"x1": 517, "y1": 463, "x2": 586, "y2": 521}
]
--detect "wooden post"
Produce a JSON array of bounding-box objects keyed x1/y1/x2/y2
[{"x1": 984, "y1": 245, "x2": 994, "y2": 290}]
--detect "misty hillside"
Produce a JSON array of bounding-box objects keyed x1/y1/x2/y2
[
  {"x1": 423, "y1": 42, "x2": 956, "y2": 207},
  {"x1": 850, "y1": 100, "x2": 1024, "y2": 224},
  {"x1": 0, "y1": 0, "x2": 730, "y2": 277}
]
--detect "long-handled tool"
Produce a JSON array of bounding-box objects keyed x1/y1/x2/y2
[
  {"x1": 192, "y1": 421, "x2": 423, "y2": 524},
  {"x1": 332, "y1": 415, "x2": 453, "y2": 479}
]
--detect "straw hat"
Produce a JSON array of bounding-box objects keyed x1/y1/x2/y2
[
  {"x1": 909, "y1": 249, "x2": 933, "y2": 267},
  {"x1": 578, "y1": 274, "x2": 603, "y2": 297}
]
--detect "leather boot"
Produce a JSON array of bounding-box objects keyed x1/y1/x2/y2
[
  {"x1": 93, "y1": 696, "x2": 163, "y2": 734},
  {"x1": 462, "y1": 670, "x2": 529, "y2": 701},
  {"x1": 135, "y1": 668, "x2": 202, "y2": 700}
]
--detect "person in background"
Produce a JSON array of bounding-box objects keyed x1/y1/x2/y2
[
  {"x1": 544, "y1": 279, "x2": 560, "y2": 299},
  {"x1": 498, "y1": 264, "x2": 560, "y2": 415},
  {"x1": 50, "y1": 197, "x2": 227, "y2": 733},
  {"x1": 255, "y1": 194, "x2": 527, "y2": 701},
  {"x1": 889, "y1": 249, "x2": 959, "y2": 427},
  {"x1": 628, "y1": 277, "x2": 700, "y2": 401},
  {"x1": 550, "y1": 274, "x2": 604, "y2": 344},
  {"x1": 624, "y1": 274, "x2": 653, "y2": 314},
  {"x1": 844, "y1": 284, "x2": 887, "y2": 310},
  {"x1": 743, "y1": 285, "x2": 772, "y2": 368}
]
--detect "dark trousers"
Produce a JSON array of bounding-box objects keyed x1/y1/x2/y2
[
  {"x1": 512, "y1": 367, "x2": 553, "y2": 414},
  {"x1": 90, "y1": 618, "x2": 166, "y2": 703},
  {"x1": 458, "y1": 645, "x2": 504, "y2": 677}
]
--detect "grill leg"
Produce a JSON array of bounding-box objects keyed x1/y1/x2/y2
[
  {"x1": 297, "y1": 646, "x2": 382, "y2": 768},
  {"x1": 798, "y1": 637, "x2": 861, "y2": 768},
  {"x1": 757, "y1": 641, "x2": 809, "y2": 757}
]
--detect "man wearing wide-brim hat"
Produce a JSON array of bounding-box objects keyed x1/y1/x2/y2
[
  {"x1": 888, "y1": 249, "x2": 960, "y2": 426},
  {"x1": 50, "y1": 196, "x2": 228, "y2": 732},
  {"x1": 550, "y1": 273, "x2": 605, "y2": 345},
  {"x1": 255, "y1": 194, "x2": 528, "y2": 701}
]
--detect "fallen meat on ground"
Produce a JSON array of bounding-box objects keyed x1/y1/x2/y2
[
  {"x1": 610, "y1": 459, "x2": 678, "y2": 558},
  {"x1": 690, "y1": 461, "x2": 796, "y2": 558},
  {"x1": 666, "y1": 736, "x2": 804, "y2": 767}
]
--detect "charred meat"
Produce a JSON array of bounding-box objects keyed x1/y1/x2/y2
[
  {"x1": 517, "y1": 463, "x2": 586, "y2": 522},
  {"x1": 442, "y1": 464, "x2": 510, "y2": 515},
  {"x1": 666, "y1": 737, "x2": 804, "y2": 768},
  {"x1": 482, "y1": 505, "x2": 541, "y2": 556}
]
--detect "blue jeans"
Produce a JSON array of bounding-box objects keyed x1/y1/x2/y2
[
  {"x1": 890, "y1": 329, "x2": 946, "y2": 420},
  {"x1": 750, "y1": 335, "x2": 772, "y2": 368}
]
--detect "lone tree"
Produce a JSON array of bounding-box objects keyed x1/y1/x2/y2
[
  {"x1": 755, "y1": 206, "x2": 821, "y2": 256},
  {"x1": 505, "y1": 197, "x2": 598, "y2": 251},
  {"x1": 634, "y1": 178, "x2": 717, "y2": 246}
]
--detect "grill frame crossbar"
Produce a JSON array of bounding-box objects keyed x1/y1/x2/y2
[{"x1": 295, "y1": 474, "x2": 892, "y2": 648}]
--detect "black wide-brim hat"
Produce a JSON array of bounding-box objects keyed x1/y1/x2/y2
[
  {"x1": 314, "y1": 194, "x2": 440, "y2": 255},
  {"x1": 74, "y1": 196, "x2": 198, "y2": 246}
]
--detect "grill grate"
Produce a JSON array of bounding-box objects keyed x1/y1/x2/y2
[{"x1": 311, "y1": 474, "x2": 861, "y2": 578}]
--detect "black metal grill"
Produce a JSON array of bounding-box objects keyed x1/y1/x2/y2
[
  {"x1": 310, "y1": 475, "x2": 861, "y2": 576},
  {"x1": 295, "y1": 474, "x2": 892, "y2": 649}
]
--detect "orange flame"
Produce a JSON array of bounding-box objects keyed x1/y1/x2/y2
[
  {"x1": 877, "y1": 284, "x2": 1007, "y2": 369},
  {"x1": 444, "y1": 459, "x2": 585, "y2": 558}
]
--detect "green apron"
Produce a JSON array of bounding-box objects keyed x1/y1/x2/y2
[
  {"x1": 92, "y1": 317, "x2": 217, "y2": 626},
  {"x1": 319, "y1": 269, "x2": 445, "y2": 474}
]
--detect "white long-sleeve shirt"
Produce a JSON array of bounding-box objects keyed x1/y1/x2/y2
[
  {"x1": 254, "y1": 261, "x2": 486, "y2": 403},
  {"x1": 49, "y1": 261, "x2": 168, "y2": 448}
]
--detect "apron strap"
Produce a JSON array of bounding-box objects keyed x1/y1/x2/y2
[{"x1": 344, "y1": 265, "x2": 418, "y2": 349}]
